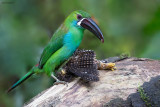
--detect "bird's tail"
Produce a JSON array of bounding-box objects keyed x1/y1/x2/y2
[{"x1": 7, "y1": 66, "x2": 38, "y2": 93}]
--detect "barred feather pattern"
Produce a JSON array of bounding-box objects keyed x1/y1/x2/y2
[
  {"x1": 56, "y1": 70, "x2": 75, "y2": 82},
  {"x1": 66, "y1": 49, "x2": 99, "y2": 81},
  {"x1": 56, "y1": 49, "x2": 99, "y2": 81}
]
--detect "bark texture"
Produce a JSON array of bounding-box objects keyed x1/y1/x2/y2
[{"x1": 24, "y1": 57, "x2": 160, "y2": 107}]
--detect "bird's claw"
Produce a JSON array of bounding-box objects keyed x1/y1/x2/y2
[
  {"x1": 51, "y1": 73, "x2": 68, "y2": 86},
  {"x1": 54, "y1": 80, "x2": 68, "y2": 86}
]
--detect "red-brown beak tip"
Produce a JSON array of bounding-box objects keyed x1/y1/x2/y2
[{"x1": 101, "y1": 39, "x2": 104, "y2": 43}]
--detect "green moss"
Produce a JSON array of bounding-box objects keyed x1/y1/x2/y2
[
  {"x1": 138, "y1": 86, "x2": 152, "y2": 107},
  {"x1": 120, "y1": 52, "x2": 130, "y2": 59}
]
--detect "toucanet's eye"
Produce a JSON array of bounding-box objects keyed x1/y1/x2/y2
[{"x1": 77, "y1": 14, "x2": 82, "y2": 20}]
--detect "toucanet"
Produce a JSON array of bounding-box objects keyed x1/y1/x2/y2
[{"x1": 7, "y1": 10, "x2": 104, "y2": 92}]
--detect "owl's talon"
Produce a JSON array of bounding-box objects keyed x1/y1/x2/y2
[{"x1": 98, "y1": 62, "x2": 116, "y2": 71}]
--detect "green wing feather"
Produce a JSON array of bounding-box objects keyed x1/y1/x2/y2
[{"x1": 39, "y1": 24, "x2": 68, "y2": 68}]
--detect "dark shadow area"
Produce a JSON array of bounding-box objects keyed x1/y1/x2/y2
[
  {"x1": 103, "y1": 98, "x2": 131, "y2": 107},
  {"x1": 104, "y1": 75, "x2": 160, "y2": 107}
]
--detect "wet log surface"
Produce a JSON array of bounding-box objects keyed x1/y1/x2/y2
[{"x1": 24, "y1": 57, "x2": 160, "y2": 107}]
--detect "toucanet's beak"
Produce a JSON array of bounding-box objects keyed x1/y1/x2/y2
[{"x1": 78, "y1": 18, "x2": 104, "y2": 43}]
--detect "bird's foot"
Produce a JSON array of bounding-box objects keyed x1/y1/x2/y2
[
  {"x1": 98, "y1": 61, "x2": 116, "y2": 71},
  {"x1": 51, "y1": 73, "x2": 68, "y2": 86},
  {"x1": 54, "y1": 80, "x2": 68, "y2": 86}
]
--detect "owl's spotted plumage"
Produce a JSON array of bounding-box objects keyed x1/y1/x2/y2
[{"x1": 56, "y1": 49, "x2": 99, "y2": 81}]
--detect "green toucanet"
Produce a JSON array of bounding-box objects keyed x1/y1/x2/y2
[{"x1": 7, "y1": 10, "x2": 104, "y2": 92}]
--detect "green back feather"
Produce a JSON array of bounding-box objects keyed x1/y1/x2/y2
[{"x1": 38, "y1": 24, "x2": 68, "y2": 68}]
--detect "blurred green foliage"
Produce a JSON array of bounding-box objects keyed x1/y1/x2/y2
[{"x1": 0, "y1": 0, "x2": 160, "y2": 107}]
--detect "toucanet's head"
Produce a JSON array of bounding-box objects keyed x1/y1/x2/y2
[{"x1": 65, "y1": 10, "x2": 104, "y2": 43}]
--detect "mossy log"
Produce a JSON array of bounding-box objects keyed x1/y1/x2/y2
[{"x1": 24, "y1": 57, "x2": 160, "y2": 107}]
